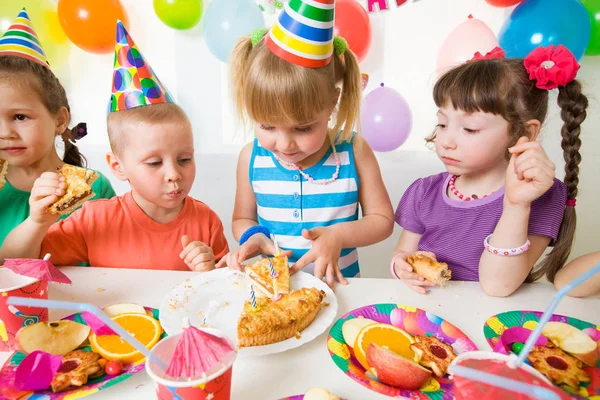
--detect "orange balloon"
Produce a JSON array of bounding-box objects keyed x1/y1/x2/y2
[{"x1": 57, "y1": 0, "x2": 129, "y2": 54}]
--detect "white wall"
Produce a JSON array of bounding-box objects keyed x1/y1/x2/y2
[{"x1": 59, "y1": 0, "x2": 599, "y2": 278}]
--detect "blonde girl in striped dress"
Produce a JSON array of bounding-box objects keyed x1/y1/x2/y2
[{"x1": 216, "y1": 0, "x2": 394, "y2": 287}]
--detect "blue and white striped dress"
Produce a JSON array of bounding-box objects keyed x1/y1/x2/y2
[{"x1": 249, "y1": 136, "x2": 361, "y2": 277}]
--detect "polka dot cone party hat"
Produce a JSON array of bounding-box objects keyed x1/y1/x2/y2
[
  {"x1": 0, "y1": 8, "x2": 50, "y2": 68},
  {"x1": 265, "y1": 0, "x2": 336, "y2": 68},
  {"x1": 109, "y1": 21, "x2": 174, "y2": 113}
]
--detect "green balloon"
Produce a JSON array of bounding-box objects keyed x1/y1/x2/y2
[
  {"x1": 154, "y1": 0, "x2": 203, "y2": 30},
  {"x1": 582, "y1": 0, "x2": 600, "y2": 55},
  {"x1": 512, "y1": 342, "x2": 525, "y2": 355}
]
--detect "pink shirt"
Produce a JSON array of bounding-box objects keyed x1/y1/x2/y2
[{"x1": 41, "y1": 192, "x2": 229, "y2": 270}]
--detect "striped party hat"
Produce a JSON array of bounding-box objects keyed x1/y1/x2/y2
[
  {"x1": 265, "y1": 0, "x2": 335, "y2": 68},
  {"x1": 109, "y1": 21, "x2": 174, "y2": 112},
  {"x1": 0, "y1": 8, "x2": 50, "y2": 68}
]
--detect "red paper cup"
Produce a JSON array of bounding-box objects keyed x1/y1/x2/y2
[
  {"x1": 145, "y1": 328, "x2": 236, "y2": 400},
  {"x1": 450, "y1": 351, "x2": 570, "y2": 400},
  {"x1": 0, "y1": 268, "x2": 49, "y2": 352}
]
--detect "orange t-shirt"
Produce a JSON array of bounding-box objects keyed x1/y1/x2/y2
[{"x1": 41, "y1": 192, "x2": 229, "y2": 270}]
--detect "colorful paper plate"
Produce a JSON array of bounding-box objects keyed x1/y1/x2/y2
[
  {"x1": 484, "y1": 310, "x2": 600, "y2": 399},
  {"x1": 0, "y1": 307, "x2": 166, "y2": 400},
  {"x1": 327, "y1": 304, "x2": 477, "y2": 399}
]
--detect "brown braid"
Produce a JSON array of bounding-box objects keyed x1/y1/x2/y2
[{"x1": 531, "y1": 80, "x2": 588, "y2": 282}]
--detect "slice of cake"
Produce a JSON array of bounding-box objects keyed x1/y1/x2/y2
[
  {"x1": 48, "y1": 164, "x2": 98, "y2": 215},
  {"x1": 0, "y1": 158, "x2": 7, "y2": 190},
  {"x1": 245, "y1": 254, "x2": 290, "y2": 298},
  {"x1": 237, "y1": 287, "x2": 325, "y2": 347}
]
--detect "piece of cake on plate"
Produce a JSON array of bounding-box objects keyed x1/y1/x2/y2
[
  {"x1": 245, "y1": 254, "x2": 290, "y2": 298},
  {"x1": 237, "y1": 287, "x2": 325, "y2": 347}
]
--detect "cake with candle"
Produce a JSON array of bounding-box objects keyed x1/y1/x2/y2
[
  {"x1": 245, "y1": 254, "x2": 290, "y2": 298},
  {"x1": 237, "y1": 287, "x2": 326, "y2": 347}
]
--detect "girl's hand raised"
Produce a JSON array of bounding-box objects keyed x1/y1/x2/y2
[{"x1": 505, "y1": 136, "x2": 556, "y2": 207}]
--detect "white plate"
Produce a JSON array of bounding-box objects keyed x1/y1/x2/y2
[{"x1": 159, "y1": 268, "x2": 338, "y2": 356}]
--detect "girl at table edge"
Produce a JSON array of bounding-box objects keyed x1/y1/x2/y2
[
  {"x1": 554, "y1": 251, "x2": 600, "y2": 298},
  {"x1": 391, "y1": 45, "x2": 588, "y2": 297},
  {"x1": 215, "y1": 6, "x2": 395, "y2": 288}
]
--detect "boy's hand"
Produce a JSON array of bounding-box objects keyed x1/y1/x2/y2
[
  {"x1": 29, "y1": 172, "x2": 65, "y2": 225},
  {"x1": 290, "y1": 227, "x2": 348, "y2": 289},
  {"x1": 180, "y1": 235, "x2": 215, "y2": 272},
  {"x1": 392, "y1": 251, "x2": 437, "y2": 294},
  {"x1": 215, "y1": 233, "x2": 291, "y2": 271}
]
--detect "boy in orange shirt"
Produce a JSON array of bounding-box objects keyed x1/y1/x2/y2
[{"x1": 0, "y1": 23, "x2": 228, "y2": 271}]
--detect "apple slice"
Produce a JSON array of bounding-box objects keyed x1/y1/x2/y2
[
  {"x1": 367, "y1": 343, "x2": 432, "y2": 390},
  {"x1": 542, "y1": 322, "x2": 599, "y2": 366},
  {"x1": 342, "y1": 317, "x2": 377, "y2": 348},
  {"x1": 102, "y1": 303, "x2": 146, "y2": 317},
  {"x1": 16, "y1": 320, "x2": 90, "y2": 355}
]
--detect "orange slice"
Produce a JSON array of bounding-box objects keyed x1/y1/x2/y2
[
  {"x1": 354, "y1": 323, "x2": 415, "y2": 372},
  {"x1": 89, "y1": 312, "x2": 162, "y2": 363}
]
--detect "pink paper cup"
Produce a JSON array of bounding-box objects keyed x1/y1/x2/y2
[
  {"x1": 0, "y1": 268, "x2": 49, "y2": 352},
  {"x1": 450, "y1": 351, "x2": 569, "y2": 400},
  {"x1": 145, "y1": 328, "x2": 236, "y2": 400}
]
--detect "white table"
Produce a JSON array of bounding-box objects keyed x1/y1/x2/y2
[{"x1": 2, "y1": 267, "x2": 599, "y2": 399}]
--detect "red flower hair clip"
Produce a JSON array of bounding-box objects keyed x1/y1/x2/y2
[
  {"x1": 523, "y1": 45, "x2": 580, "y2": 90},
  {"x1": 470, "y1": 46, "x2": 505, "y2": 61}
]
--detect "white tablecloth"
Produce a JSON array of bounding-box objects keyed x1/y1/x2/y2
[{"x1": 1, "y1": 267, "x2": 599, "y2": 399}]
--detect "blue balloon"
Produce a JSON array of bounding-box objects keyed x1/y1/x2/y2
[
  {"x1": 203, "y1": 0, "x2": 265, "y2": 63},
  {"x1": 499, "y1": 0, "x2": 591, "y2": 60}
]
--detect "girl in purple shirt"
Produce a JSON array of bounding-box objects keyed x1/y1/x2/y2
[{"x1": 391, "y1": 45, "x2": 588, "y2": 296}]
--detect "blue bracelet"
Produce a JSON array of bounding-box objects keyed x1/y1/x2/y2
[{"x1": 239, "y1": 226, "x2": 271, "y2": 245}]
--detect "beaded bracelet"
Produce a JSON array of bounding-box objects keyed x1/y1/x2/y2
[
  {"x1": 239, "y1": 226, "x2": 271, "y2": 246},
  {"x1": 390, "y1": 253, "x2": 403, "y2": 280},
  {"x1": 484, "y1": 234, "x2": 531, "y2": 257}
]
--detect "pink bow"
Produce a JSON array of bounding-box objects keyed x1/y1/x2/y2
[
  {"x1": 470, "y1": 46, "x2": 506, "y2": 61},
  {"x1": 523, "y1": 45, "x2": 580, "y2": 90}
]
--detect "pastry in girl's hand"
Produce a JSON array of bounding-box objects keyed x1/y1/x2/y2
[
  {"x1": 0, "y1": 158, "x2": 7, "y2": 190},
  {"x1": 48, "y1": 164, "x2": 98, "y2": 215},
  {"x1": 406, "y1": 254, "x2": 451, "y2": 286}
]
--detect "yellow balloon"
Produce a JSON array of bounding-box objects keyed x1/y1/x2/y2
[{"x1": 0, "y1": 0, "x2": 71, "y2": 70}]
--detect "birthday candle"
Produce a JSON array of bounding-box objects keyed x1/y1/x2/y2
[
  {"x1": 250, "y1": 284, "x2": 257, "y2": 310},
  {"x1": 270, "y1": 234, "x2": 280, "y2": 255},
  {"x1": 267, "y1": 258, "x2": 278, "y2": 278}
]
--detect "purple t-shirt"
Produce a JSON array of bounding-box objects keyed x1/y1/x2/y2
[{"x1": 395, "y1": 172, "x2": 567, "y2": 281}]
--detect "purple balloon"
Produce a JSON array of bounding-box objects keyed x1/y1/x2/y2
[{"x1": 361, "y1": 85, "x2": 412, "y2": 152}]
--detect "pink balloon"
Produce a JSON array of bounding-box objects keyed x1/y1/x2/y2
[
  {"x1": 360, "y1": 84, "x2": 412, "y2": 152},
  {"x1": 436, "y1": 16, "x2": 499, "y2": 74}
]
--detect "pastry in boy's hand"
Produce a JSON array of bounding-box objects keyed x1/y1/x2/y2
[
  {"x1": 406, "y1": 254, "x2": 451, "y2": 286},
  {"x1": 0, "y1": 158, "x2": 7, "y2": 190},
  {"x1": 48, "y1": 164, "x2": 98, "y2": 215}
]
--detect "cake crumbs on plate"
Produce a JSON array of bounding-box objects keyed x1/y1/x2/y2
[{"x1": 323, "y1": 302, "x2": 330, "y2": 307}]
